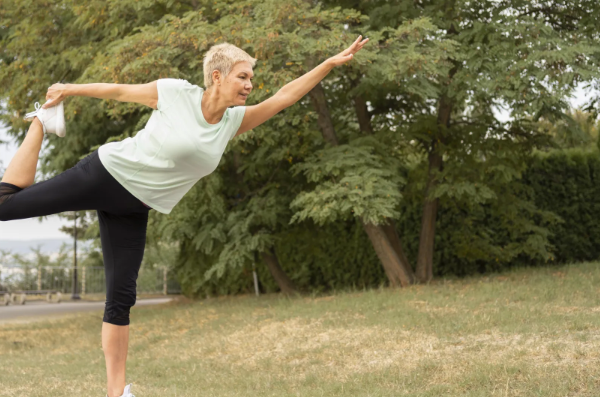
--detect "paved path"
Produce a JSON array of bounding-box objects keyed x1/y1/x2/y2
[{"x1": 0, "y1": 298, "x2": 172, "y2": 324}]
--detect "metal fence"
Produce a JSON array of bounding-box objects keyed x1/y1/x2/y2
[{"x1": 0, "y1": 266, "x2": 181, "y2": 295}]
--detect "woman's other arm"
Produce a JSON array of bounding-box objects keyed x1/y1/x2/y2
[
  {"x1": 42, "y1": 81, "x2": 159, "y2": 110},
  {"x1": 235, "y1": 36, "x2": 369, "y2": 136}
]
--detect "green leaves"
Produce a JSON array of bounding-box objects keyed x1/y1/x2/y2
[
  {"x1": 290, "y1": 138, "x2": 405, "y2": 225},
  {"x1": 4, "y1": 0, "x2": 600, "y2": 292},
  {"x1": 371, "y1": 19, "x2": 457, "y2": 98},
  {"x1": 205, "y1": 209, "x2": 279, "y2": 280}
]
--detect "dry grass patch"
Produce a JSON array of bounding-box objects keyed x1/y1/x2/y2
[{"x1": 3, "y1": 262, "x2": 600, "y2": 396}]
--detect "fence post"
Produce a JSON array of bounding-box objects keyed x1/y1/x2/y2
[
  {"x1": 253, "y1": 264, "x2": 260, "y2": 297},
  {"x1": 81, "y1": 267, "x2": 86, "y2": 297},
  {"x1": 37, "y1": 266, "x2": 42, "y2": 291},
  {"x1": 163, "y1": 268, "x2": 168, "y2": 295}
]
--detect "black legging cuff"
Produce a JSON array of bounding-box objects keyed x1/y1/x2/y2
[{"x1": 0, "y1": 182, "x2": 24, "y2": 191}]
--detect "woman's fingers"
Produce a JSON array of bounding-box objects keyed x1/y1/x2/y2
[
  {"x1": 42, "y1": 99, "x2": 57, "y2": 109},
  {"x1": 42, "y1": 96, "x2": 63, "y2": 109},
  {"x1": 353, "y1": 38, "x2": 369, "y2": 54},
  {"x1": 329, "y1": 36, "x2": 369, "y2": 67},
  {"x1": 341, "y1": 35, "x2": 362, "y2": 56},
  {"x1": 350, "y1": 35, "x2": 363, "y2": 51},
  {"x1": 347, "y1": 37, "x2": 369, "y2": 56},
  {"x1": 42, "y1": 83, "x2": 65, "y2": 108}
]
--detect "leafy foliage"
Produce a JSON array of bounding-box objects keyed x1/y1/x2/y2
[
  {"x1": 290, "y1": 138, "x2": 406, "y2": 225},
  {"x1": 3, "y1": 0, "x2": 600, "y2": 295}
]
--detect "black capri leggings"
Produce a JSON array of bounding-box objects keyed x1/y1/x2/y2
[{"x1": 0, "y1": 150, "x2": 150, "y2": 326}]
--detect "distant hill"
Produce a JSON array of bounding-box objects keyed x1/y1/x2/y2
[{"x1": 0, "y1": 239, "x2": 73, "y2": 254}]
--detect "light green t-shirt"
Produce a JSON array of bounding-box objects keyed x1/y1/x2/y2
[{"x1": 98, "y1": 78, "x2": 246, "y2": 214}]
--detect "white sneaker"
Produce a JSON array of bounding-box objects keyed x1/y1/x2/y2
[
  {"x1": 106, "y1": 384, "x2": 135, "y2": 397},
  {"x1": 121, "y1": 384, "x2": 135, "y2": 397},
  {"x1": 24, "y1": 101, "x2": 66, "y2": 137}
]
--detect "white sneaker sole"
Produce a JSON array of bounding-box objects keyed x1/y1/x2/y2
[{"x1": 54, "y1": 102, "x2": 66, "y2": 137}]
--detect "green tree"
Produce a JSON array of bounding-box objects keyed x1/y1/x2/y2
[
  {"x1": 324, "y1": 0, "x2": 600, "y2": 282},
  {"x1": 77, "y1": 0, "x2": 429, "y2": 292},
  {"x1": 4, "y1": 0, "x2": 600, "y2": 294}
]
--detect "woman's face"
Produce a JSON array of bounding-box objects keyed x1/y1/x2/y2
[{"x1": 220, "y1": 61, "x2": 254, "y2": 106}]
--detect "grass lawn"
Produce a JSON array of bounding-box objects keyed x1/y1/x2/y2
[{"x1": 2, "y1": 262, "x2": 600, "y2": 396}]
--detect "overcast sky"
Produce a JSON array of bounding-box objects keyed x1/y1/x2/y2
[{"x1": 0, "y1": 85, "x2": 595, "y2": 241}]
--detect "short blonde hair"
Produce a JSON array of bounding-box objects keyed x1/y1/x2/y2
[{"x1": 203, "y1": 43, "x2": 257, "y2": 89}]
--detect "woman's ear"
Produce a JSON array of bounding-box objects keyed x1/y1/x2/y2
[{"x1": 212, "y1": 70, "x2": 222, "y2": 87}]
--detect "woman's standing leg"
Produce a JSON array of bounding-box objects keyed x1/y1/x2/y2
[
  {"x1": 99, "y1": 209, "x2": 149, "y2": 397},
  {"x1": 1, "y1": 118, "x2": 44, "y2": 188},
  {"x1": 102, "y1": 323, "x2": 130, "y2": 397}
]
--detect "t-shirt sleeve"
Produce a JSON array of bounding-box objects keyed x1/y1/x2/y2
[
  {"x1": 156, "y1": 79, "x2": 191, "y2": 112},
  {"x1": 227, "y1": 106, "x2": 246, "y2": 141}
]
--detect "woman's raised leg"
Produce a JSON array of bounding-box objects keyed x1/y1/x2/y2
[{"x1": 1, "y1": 118, "x2": 44, "y2": 188}]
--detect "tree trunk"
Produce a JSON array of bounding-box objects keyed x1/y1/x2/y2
[
  {"x1": 350, "y1": 81, "x2": 414, "y2": 283},
  {"x1": 415, "y1": 150, "x2": 442, "y2": 283},
  {"x1": 353, "y1": 94, "x2": 373, "y2": 135},
  {"x1": 261, "y1": 250, "x2": 297, "y2": 295},
  {"x1": 308, "y1": 81, "x2": 413, "y2": 287},
  {"x1": 308, "y1": 83, "x2": 338, "y2": 146},
  {"x1": 415, "y1": 97, "x2": 452, "y2": 283},
  {"x1": 362, "y1": 221, "x2": 413, "y2": 287},
  {"x1": 381, "y1": 221, "x2": 415, "y2": 283}
]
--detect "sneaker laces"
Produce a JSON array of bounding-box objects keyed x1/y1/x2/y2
[{"x1": 24, "y1": 102, "x2": 42, "y2": 119}]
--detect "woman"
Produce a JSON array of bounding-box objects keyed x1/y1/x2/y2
[{"x1": 0, "y1": 36, "x2": 368, "y2": 397}]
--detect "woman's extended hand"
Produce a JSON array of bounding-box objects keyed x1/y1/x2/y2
[
  {"x1": 42, "y1": 83, "x2": 68, "y2": 109},
  {"x1": 327, "y1": 35, "x2": 369, "y2": 68}
]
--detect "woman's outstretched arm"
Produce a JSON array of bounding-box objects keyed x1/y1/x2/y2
[
  {"x1": 42, "y1": 81, "x2": 159, "y2": 110},
  {"x1": 235, "y1": 35, "x2": 369, "y2": 136}
]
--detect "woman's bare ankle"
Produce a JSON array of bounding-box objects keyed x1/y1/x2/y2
[{"x1": 31, "y1": 117, "x2": 43, "y2": 131}]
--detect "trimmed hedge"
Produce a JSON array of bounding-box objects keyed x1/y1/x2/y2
[
  {"x1": 398, "y1": 148, "x2": 600, "y2": 276},
  {"x1": 524, "y1": 149, "x2": 600, "y2": 264}
]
